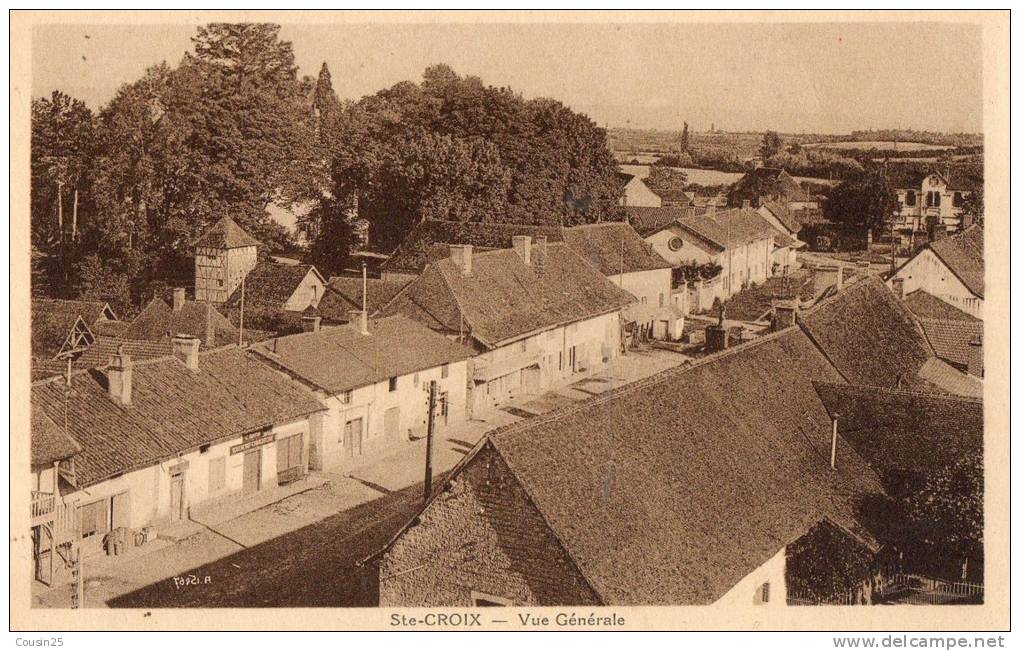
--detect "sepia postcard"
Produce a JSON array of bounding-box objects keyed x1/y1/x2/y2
[{"x1": 9, "y1": 9, "x2": 1010, "y2": 633}]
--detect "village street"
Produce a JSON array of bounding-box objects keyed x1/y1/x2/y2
[{"x1": 32, "y1": 347, "x2": 688, "y2": 608}]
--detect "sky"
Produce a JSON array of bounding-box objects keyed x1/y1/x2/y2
[{"x1": 31, "y1": 21, "x2": 983, "y2": 134}]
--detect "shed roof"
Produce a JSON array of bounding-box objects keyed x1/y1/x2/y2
[
  {"x1": 918, "y1": 318, "x2": 983, "y2": 369},
  {"x1": 903, "y1": 289, "x2": 980, "y2": 322}
]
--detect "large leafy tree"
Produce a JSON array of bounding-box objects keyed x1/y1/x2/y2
[
  {"x1": 759, "y1": 130, "x2": 783, "y2": 161},
  {"x1": 825, "y1": 171, "x2": 899, "y2": 236}
]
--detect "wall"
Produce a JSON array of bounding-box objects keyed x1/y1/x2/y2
[
  {"x1": 890, "y1": 249, "x2": 982, "y2": 318},
  {"x1": 316, "y1": 359, "x2": 470, "y2": 471},
  {"x1": 646, "y1": 228, "x2": 774, "y2": 301},
  {"x1": 612, "y1": 268, "x2": 672, "y2": 311},
  {"x1": 894, "y1": 175, "x2": 971, "y2": 234},
  {"x1": 380, "y1": 444, "x2": 601, "y2": 607},
  {"x1": 281, "y1": 270, "x2": 326, "y2": 312},
  {"x1": 715, "y1": 546, "x2": 788, "y2": 608},
  {"x1": 195, "y1": 245, "x2": 258, "y2": 303},
  {"x1": 620, "y1": 177, "x2": 662, "y2": 208}
]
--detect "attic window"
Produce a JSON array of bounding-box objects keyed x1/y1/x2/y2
[
  {"x1": 389, "y1": 377, "x2": 398, "y2": 392},
  {"x1": 339, "y1": 389, "x2": 352, "y2": 405},
  {"x1": 668, "y1": 236, "x2": 685, "y2": 251},
  {"x1": 199, "y1": 443, "x2": 211, "y2": 454}
]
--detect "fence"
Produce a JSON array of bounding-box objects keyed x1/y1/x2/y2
[{"x1": 787, "y1": 574, "x2": 984, "y2": 606}]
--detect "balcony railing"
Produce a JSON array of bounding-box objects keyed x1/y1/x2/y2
[{"x1": 31, "y1": 491, "x2": 55, "y2": 521}]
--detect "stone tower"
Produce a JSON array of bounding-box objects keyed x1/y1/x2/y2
[{"x1": 193, "y1": 217, "x2": 260, "y2": 303}]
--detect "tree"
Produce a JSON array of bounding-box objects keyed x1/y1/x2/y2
[
  {"x1": 759, "y1": 130, "x2": 783, "y2": 161},
  {"x1": 960, "y1": 187, "x2": 984, "y2": 226},
  {"x1": 786, "y1": 521, "x2": 875, "y2": 603},
  {"x1": 644, "y1": 166, "x2": 689, "y2": 195},
  {"x1": 824, "y1": 171, "x2": 899, "y2": 236},
  {"x1": 73, "y1": 254, "x2": 133, "y2": 316},
  {"x1": 304, "y1": 194, "x2": 354, "y2": 277},
  {"x1": 680, "y1": 121, "x2": 690, "y2": 153},
  {"x1": 313, "y1": 62, "x2": 341, "y2": 145}
]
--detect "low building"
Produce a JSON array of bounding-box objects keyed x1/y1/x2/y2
[
  {"x1": 617, "y1": 171, "x2": 662, "y2": 208},
  {"x1": 799, "y1": 275, "x2": 981, "y2": 397},
  {"x1": 30, "y1": 343, "x2": 325, "y2": 570},
  {"x1": 250, "y1": 314, "x2": 473, "y2": 470},
  {"x1": 124, "y1": 288, "x2": 238, "y2": 348},
  {"x1": 376, "y1": 328, "x2": 883, "y2": 607},
  {"x1": 888, "y1": 225, "x2": 983, "y2": 319},
  {"x1": 562, "y1": 222, "x2": 683, "y2": 340},
  {"x1": 193, "y1": 216, "x2": 261, "y2": 304},
  {"x1": 886, "y1": 168, "x2": 982, "y2": 236},
  {"x1": 726, "y1": 167, "x2": 818, "y2": 212},
  {"x1": 224, "y1": 260, "x2": 326, "y2": 315},
  {"x1": 380, "y1": 236, "x2": 635, "y2": 413}
]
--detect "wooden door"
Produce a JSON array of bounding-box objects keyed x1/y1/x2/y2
[
  {"x1": 111, "y1": 491, "x2": 131, "y2": 529},
  {"x1": 169, "y1": 477, "x2": 185, "y2": 522},
  {"x1": 242, "y1": 450, "x2": 261, "y2": 496},
  {"x1": 344, "y1": 418, "x2": 364, "y2": 458}
]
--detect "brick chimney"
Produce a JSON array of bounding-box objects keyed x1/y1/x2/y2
[
  {"x1": 449, "y1": 244, "x2": 473, "y2": 276},
  {"x1": 107, "y1": 346, "x2": 133, "y2": 405},
  {"x1": 512, "y1": 235, "x2": 532, "y2": 265},
  {"x1": 892, "y1": 277, "x2": 905, "y2": 299},
  {"x1": 173, "y1": 287, "x2": 186, "y2": 312},
  {"x1": 302, "y1": 306, "x2": 321, "y2": 333},
  {"x1": 349, "y1": 309, "x2": 369, "y2": 336},
  {"x1": 772, "y1": 299, "x2": 798, "y2": 330},
  {"x1": 967, "y1": 335, "x2": 983, "y2": 378},
  {"x1": 172, "y1": 334, "x2": 201, "y2": 370}
]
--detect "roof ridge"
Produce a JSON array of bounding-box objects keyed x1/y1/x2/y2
[{"x1": 812, "y1": 379, "x2": 983, "y2": 404}]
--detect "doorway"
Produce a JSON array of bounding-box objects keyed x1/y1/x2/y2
[
  {"x1": 344, "y1": 418, "x2": 364, "y2": 458},
  {"x1": 169, "y1": 474, "x2": 185, "y2": 522},
  {"x1": 384, "y1": 407, "x2": 401, "y2": 440},
  {"x1": 242, "y1": 450, "x2": 261, "y2": 496}
]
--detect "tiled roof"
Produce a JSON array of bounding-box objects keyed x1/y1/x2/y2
[
  {"x1": 472, "y1": 329, "x2": 882, "y2": 605},
  {"x1": 31, "y1": 299, "x2": 100, "y2": 359},
  {"x1": 31, "y1": 347, "x2": 324, "y2": 487},
  {"x1": 31, "y1": 403, "x2": 81, "y2": 468},
  {"x1": 799, "y1": 275, "x2": 935, "y2": 390},
  {"x1": 884, "y1": 166, "x2": 983, "y2": 192},
  {"x1": 31, "y1": 336, "x2": 175, "y2": 381},
  {"x1": 903, "y1": 290, "x2": 980, "y2": 322},
  {"x1": 918, "y1": 318, "x2": 983, "y2": 369},
  {"x1": 761, "y1": 200, "x2": 799, "y2": 233},
  {"x1": 674, "y1": 208, "x2": 777, "y2": 250},
  {"x1": 916, "y1": 357, "x2": 983, "y2": 399},
  {"x1": 562, "y1": 223, "x2": 672, "y2": 276},
  {"x1": 624, "y1": 206, "x2": 692, "y2": 237},
  {"x1": 381, "y1": 243, "x2": 636, "y2": 348},
  {"x1": 251, "y1": 315, "x2": 474, "y2": 395},
  {"x1": 32, "y1": 298, "x2": 113, "y2": 325},
  {"x1": 723, "y1": 272, "x2": 819, "y2": 322},
  {"x1": 727, "y1": 167, "x2": 809, "y2": 206},
  {"x1": 224, "y1": 261, "x2": 322, "y2": 311},
  {"x1": 382, "y1": 220, "x2": 566, "y2": 275},
  {"x1": 649, "y1": 187, "x2": 694, "y2": 206},
  {"x1": 124, "y1": 298, "x2": 238, "y2": 348},
  {"x1": 193, "y1": 216, "x2": 261, "y2": 249},
  {"x1": 928, "y1": 225, "x2": 984, "y2": 298},
  {"x1": 317, "y1": 277, "x2": 411, "y2": 321},
  {"x1": 813, "y1": 382, "x2": 982, "y2": 491}
]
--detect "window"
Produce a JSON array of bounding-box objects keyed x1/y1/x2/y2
[
  {"x1": 758, "y1": 582, "x2": 771, "y2": 604},
  {"x1": 413, "y1": 372, "x2": 420, "y2": 387},
  {"x1": 339, "y1": 389, "x2": 353, "y2": 405},
  {"x1": 199, "y1": 443, "x2": 211, "y2": 454},
  {"x1": 208, "y1": 457, "x2": 226, "y2": 492},
  {"x1": 388, "y1": 377, "x2": 398, "y2": 392},
  {"x1": 471, "y1": 591, "x2": 514, "y2": 607},
  {"x1": 658, "y1": 293, "x2": 665, "y2": 307},
  {"x1": 953, "y1": 192, "x2": 963, "y2": 207},
  {"x1": 519, "y1": 340, "x2": 527, "y2": 353},
  {"x1": 276, "y1": 434, "x2": 303, "y2": 474},
  {"x1": 668, "y1": 236, "x2": 685, "y2": 251},
  {"x1": 905, "y1": 191, "x2": 916, "y2": 207},
  {"x1": 640, "y1": 296, "x2": 647, "y2": 304},
  {"x1": 441, "y1": 364, "x2": 449, "y2": 379}
]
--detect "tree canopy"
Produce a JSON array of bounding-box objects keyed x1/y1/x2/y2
[{"x1": 824, "y1": 171, "x2": 899, "y2": 235}]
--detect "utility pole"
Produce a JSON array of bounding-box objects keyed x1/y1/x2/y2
[
  {"x1": 71, "y1": 188, "x2": 79, "y2": 242},
  {"x1": 362, "y1": 262, "x2": 368, "y2": 314},
  {"x1": 423, "y1": 380, "x2": 437, "y2": 503},
  {"x1": 70, "y1": 546, "x2": 83, "y2": 608},
  {"x1": 238, "y1": 276, "x2": 245, "y2": 346}
]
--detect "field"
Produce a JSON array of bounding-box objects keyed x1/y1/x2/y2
[
  {"x1": 610, "y1": 129, "x2": 835, "y2": 159},
  {"x1": 620, "y1": 163, "x2": 835, "y2": 187},
  {"x1": 802, "y1": 141, "x2": 955, "y2": 151}
]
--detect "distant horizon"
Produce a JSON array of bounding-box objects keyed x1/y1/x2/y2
[{"x1": 32, "y1": 22, "x2": 982, "y2": 134}]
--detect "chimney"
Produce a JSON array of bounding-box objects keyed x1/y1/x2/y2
[
  {"x1": 107, "y1": 346, "x2": 133, "y2": 406},
  {"x1": 967, "y1": 335, "x2": 983, "y2": 378},
  {"x1": 512, "y1": 235, "x2": 532, "y2": 265},
  {"x1": 171, "y1": 334, "x2": 201, "y2": 370},
  {"x1": 302, "y1": 308, "x2": 322, "y2": 333},
  {"x1": 173, "y1": 287, "x2": 186, "y2": 312},
  {"x1": 892, "y1": 277, "x2": 905, "y2": 299},
  {"x1": 742, "y1": 199, "x2": 751, "y2": 210},
  {"x1": 349, "y1": 309, "x2": 369, "y2": 336},
  {"x1": 532, "y1": 236, "x2": 548, "y2": 272},
  {"x1": 449, "y1": 244, "x2": 473, "y2": 276},
  {"x1": 772, "y1": 299, "x2": 798, "y2": 330}
]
